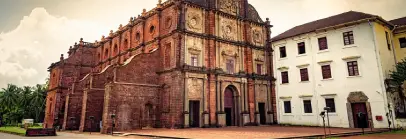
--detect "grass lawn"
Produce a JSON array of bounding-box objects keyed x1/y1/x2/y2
[
  {"x1": 0, "y1": 126, "x2": 44, "y2": 136},
  {"x1": 376, "y1": 130, "x2": 406, "y2": 135},
  {"x1": 0, "y1": 127, "x2": 27, "y2": 135}
]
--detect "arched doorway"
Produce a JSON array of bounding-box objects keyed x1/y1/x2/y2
[
  {"x1": 224, "y1": 85, "x2": 239, "y2": 126},
  {"x1": 144, "y1": 103, "x2": 154, "y2": 128}
]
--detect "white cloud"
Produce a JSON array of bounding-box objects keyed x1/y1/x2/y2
[{"x1": 0, "y1": 8, "x2": 108, "y2": 88}]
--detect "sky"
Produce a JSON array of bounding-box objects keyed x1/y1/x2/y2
[{"x1": 0, "y1": 0, "x2": 405, "y2": 88}]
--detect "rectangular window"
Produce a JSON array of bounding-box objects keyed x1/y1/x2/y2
[
  {"x1": 400, "y1": 38, "x2": 406, "y2": 48},
  {"x1": 343, "y1": 31, "x2": 354, "y2": 45},
  {"x1": 300, "y1": 68, "x2": 309, "y2": 81},
  {"x1": 257, "y1": 64, "x2": 263, "y2": 75},
  {"x1": 226, "y1": 59, "x2": 235, "y2": 74},
  {"x1": 347, "y1": 61, "x2": 359, "y2": 76},
  {"x1": 281, "y1": 71, "x2": 289, "y2": 84},
  {"x1": 298, "y1": 42, "x2": 306, "y2": 54},
  {"x1": 325, "y1": 98, "x2": 336, "y2": 113},
  {"x1": 284, "y1": 101, "x2": 292, "y2": 113},
  {"x1": 385, "y1": 31, "x2": 391, "y2": 50},
  {"x1": 321, "y1": 65, "x2": 332, "y2": 79},
  {"x1": 280, "y1": 46, "x2": 287, "y2": 58},
  {"x1": 303, "y1": 100, "x2": 312, "y2": 113},
  {"x1": 318, "y1": 37, "x2": 328, "y2": 50},
  {"x1": 191, "y1": 55, "x2": 198, "y2": 66}
]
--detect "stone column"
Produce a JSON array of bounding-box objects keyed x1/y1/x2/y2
[
  {"x1": 183, "y1": 77, "x2": 189, "y2": 128},
  {"x1": 242, "y1": 82, "x2": 250, "y2": 125},
  {"x1": 203, "y1": 78, "x2": 210, "y2": 127}
]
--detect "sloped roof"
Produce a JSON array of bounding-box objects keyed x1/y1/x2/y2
[
  {"x1": 390, "y1": 16, "x2": 406, "y2": 26},
  {"x1": 272, "y1": 11, "x2": 385, "y2": 42}
]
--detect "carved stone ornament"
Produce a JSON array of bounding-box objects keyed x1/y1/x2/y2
[
  {"x1": 255, "y1": 54, "x2": 265, "y2": 62},
  {"x1": 187, "y1": 12, "x2": 202, "y2": 31},
  {"x1": 219, "y1": 0, "x2": 238, "y2": 15},
  {"x1": 221, "y1": 20, "x2": 235, "y2": 40},
  {"x1": 187, "y1": 37, "x2": 202, "y2": 55},
  {"x1": 252, "y1": 29, "x2": 263, "y2": 44}
]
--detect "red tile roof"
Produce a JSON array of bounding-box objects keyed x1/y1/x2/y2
[{"x1": 272, "y1": 11, "x2": 384, "y2": 42}]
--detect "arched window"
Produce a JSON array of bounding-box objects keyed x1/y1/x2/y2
[
  {"x1": 113, "y1": 44, "x2": 118, "y2": 56},
  {"x1": 104, "y1": 49, "x2": 109, "y2": 59},
  {"x1": 97, "y1": 53, "x2": 101, "y2": 62}
]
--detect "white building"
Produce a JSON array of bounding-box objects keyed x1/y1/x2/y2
[{"x1": 272, "y1": 11, "x2": 400, "y2": 128}]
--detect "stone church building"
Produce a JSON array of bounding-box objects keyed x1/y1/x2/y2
[{"x1": 44, "y1": 0, "x2": 275, "y2": 134}]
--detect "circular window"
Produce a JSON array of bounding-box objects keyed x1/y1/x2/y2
[
  {"x1": 135, "y1": 32, "x2": 141, "y2": 41},
  {"x1": 149, "y1": 25, "x2": 155, "y2": 34}
]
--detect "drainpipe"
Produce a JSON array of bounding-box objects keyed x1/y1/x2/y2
[
  {"x1": 307, "y1": 35, "x2": 320, "y2": 126},
  {"x1": 390, "y1": 25, "x2": 398, "y2": 64},
  {"x1": 368, "y1": 20, "x2": 389, "y2": 127}
]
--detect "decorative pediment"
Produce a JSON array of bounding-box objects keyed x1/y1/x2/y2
[
  {"x1": 277, "y1": 66, "x2": 289, "y2": 71},
  {"x1": 254, "y1": 53, "x2": 265, "y2": 62},
  {"x1": 317, "y1": 60, "x2": 333, "y2": 64},
  {"x1": 342, "y1": 56, "x2": 361, "y2": 61},
  {"x1": 279, "y1": 96, "x2": 292, "y2": 100},
  {"x1": 221, "y1": 50, "x2": 238, "y2": 57},
  {"x1": 187, "y1": 37, "x2": 202, "y2": 55},
  {"x1": 218, "y1": 0, "x2": 239, "y2": 15},
  {"x1": 299, "y1": 95, "x2": 313, "y2": 98},
  {"x1": 347, "y1": 91, "x2": 369, "y2": 103},
  {"x1": 296, "y1": 64, "x2": 310, "y2": 68}
]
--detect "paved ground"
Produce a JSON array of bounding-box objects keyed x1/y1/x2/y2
[
  {"x1": 0, "y1": 132, "x2": 153, "y2": 139},
  {"x1": 123, "y1": 126, "x2": 367, "y2": 139},
  {"x1": 345, "y1": 134, "x2": 406, "y2": 139}
]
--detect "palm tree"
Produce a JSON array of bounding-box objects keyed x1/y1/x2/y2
[
  {"x1": 0, "y1": 84, "x2": 20, "y2": 111},
  {"x1": 30, "y1": 84, "x2": 46, "y2": 123},
  {"x1": 20, "y1": 86, "x2": 32, "y2": 119}
]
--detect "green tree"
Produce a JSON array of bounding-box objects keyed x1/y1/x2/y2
[
  {"x1": 30, "y1": 84, "x2": 46, "y2": 123},
  {"x1": 0, "y1": 84, "x2": 20, "y2": 111},
  {"x1": 389, "y1": 59, "x2": 406, "y2": 118}
]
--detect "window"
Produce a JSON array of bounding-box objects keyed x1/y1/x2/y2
[
  {"x1": 226, "y1": 59, "x2": 234, "y2": 74},
  {"x1": 318, "y1": 37, "x2": 328, "y2": 50},
  {"x1": 284, "y1": 101, "x2": 291, "y2": 113},
  {"x1": 400, "y1": 38, "x2": 406, "y2": 48},
  {"x1": 325, "y1": 98, "x2": 336, "y2": 113},
  {"x1": 343, "y1": 31, "x2": 354, "y2": 45},
  {"x1": 135, "y1": 32, "x2": 141, "y2": 41},
  {"x1": 385, "y1": 31, "x2": 391, "y2": 50},
  {"x1": 280, "y1": 46, "x2": 287, "y2": 58},
  {"x1": 257, "y1": 64, "x2": 263, "y2": 74},
  {"x1": 298, "y1": 42, "x2": 306, "y2": 54},
  {"x1": 300, "y1": 68, "x2": 309, "y2": 81},
  {"x1": 347, "y1": 61, "x2": 359, "y2": 76},
  {"x1": 281, "y1": 71, "x2": 289, "y2": 84},
  {"x1": 321, "y1": 65, "x2": 332, "y2": 79},
  {"x1": 149, "y1": 25, "x2": 155, "y2": 34},
  {"x1": 303, "y1": 100, "x2": 312, "y2": 113},
  {"x1": 191, "y1": 55, "x2": 198, "y2": 66}
]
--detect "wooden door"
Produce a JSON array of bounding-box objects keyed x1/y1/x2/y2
[{"x1": 351, "y1": 103, "x2": 369, "y2": 128}]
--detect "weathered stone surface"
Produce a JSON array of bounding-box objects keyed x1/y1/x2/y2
[{"x1": 44, "y1": 0, "x2": 276, "y2": 133}]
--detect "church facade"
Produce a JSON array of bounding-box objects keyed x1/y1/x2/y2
[{"x1": 44, "y1": 0, "x2": 275, "y2": 134}]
